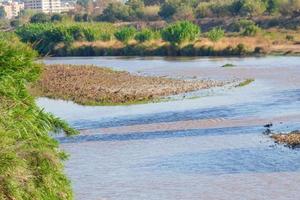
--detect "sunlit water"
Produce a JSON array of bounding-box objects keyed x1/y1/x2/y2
[{"x1": 39, "y1": 56, "x2": 300, "y2": 200}]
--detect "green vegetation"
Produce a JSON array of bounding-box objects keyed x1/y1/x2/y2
[
  {"x1": 207, "y1": 27, "x2": 225, "y2": 42},
  {"x1": 30, "y1": 13, "x2": 50, "y2": 24},
  {"x1": 235, "y1": 78, "x2": 255, "y2": 87},
  {"x1": 135, "y1": 28, "x2": 154, "y2": 42},
  {"x1": 161, "y1": 21, "x2": 200, "y2": 45},
  {"x1": 16, "y1": 22, "x2": 116, "y2": 55},
  {"x1": 114, "y1": 26, "x2": 137, "y2": 43},
  {"x1": 0, "y1": 33, "x2": 77, "y2": 199},
  {"x1": 221, "y1": 63, "x2": 235, "y2": 67}
]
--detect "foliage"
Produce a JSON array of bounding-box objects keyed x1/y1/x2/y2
[
  {"x1": 10, "y1": 19, "x2": 21, "y2": 28},
  {"x1": 0, "y1": 33, "x2": 77, "y2": 200},
  {"x1": 242, "y1": 24, "x2": 261, "y2": 36},
  {"x1": 207, "y1": 27, "x2": 225, "y2": 42},
  {"x1": 161, "y1": 21, "x2": 200, "y2": 45},
  {"x1": 30, "y1": 13, "x2": 50, "y2": 23},
  {"x1": 135, "y1": 28, "x2": 154, "y2": 42},
  {"x1": 15, "y1": 22, "x2": 116, "y2": 55},
  {"x1": 0, "y1": 6, "x2": 5, "y2": 19},
  {"x1": 239, "y1": 0, "x2": 267, "y2": 16},
  {"x1": 97, "y1": 2, "x2": 130, "y2": 22},
  {"x1": 114, "y1": 26, "x2": 137, "y2": 43},
  {"x1": 51, "y1": 14, "x2": 63, "y2": 22}
]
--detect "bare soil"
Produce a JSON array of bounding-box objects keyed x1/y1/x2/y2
[{"x1": 32, "y1": 64, "x2": 225, "y2": 105}]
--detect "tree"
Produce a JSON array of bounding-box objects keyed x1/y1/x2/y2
[
  {"x1": 51, "y1": 14, "x2": 63, "y2": 22},
  {"x1": 279, "y1": 0, "x2": 300, "y2": 16},
  {"x1": 267, "y1": 0, "x2": 280, "y2": 14},
  {"x1": 172, "y1": 5, "x2": 195, "y2": 21},
  {"x1": 144, "y1": 0, "x2": 165, "y2": 6},
  {"x1": 239, "y1": 0, "x2": 267, "y2": 16},
  {"x1": 114, "y1": 26, "x2": 137, "y2": 43},
  {"x1": 30, "y1": 13, "x2": 50, "y2": 23},
  {"x1": 97, "y1": 2, "x2": 130, "y2": 22},
  {"x1": 207, "y1": 27, "x2": 225, "y2": 42},
  {"x1": 161, "y1": 21, "x2": 200, "y2": 45},
  {"x1": 0, "y1": 7, "x2": 6, "y2": 19},
  {"x1": 158, "y1": 2, "x2": 177, "y2": 19}
]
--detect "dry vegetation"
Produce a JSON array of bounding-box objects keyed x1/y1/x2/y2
[
  {"x1": 271, "y1": 131, "x2": 300, "y2": 148},
  {"x1": 32, "y1": 64, "x2": 224, "y2": 105}
]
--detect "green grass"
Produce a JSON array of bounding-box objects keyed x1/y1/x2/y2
[{"x1": 235, "y1": 79, "x2": 255, "y2": 87}]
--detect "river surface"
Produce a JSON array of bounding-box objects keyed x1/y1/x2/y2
[{"x1": 39, "y1": 56, "x2": 300, "y2": 200}]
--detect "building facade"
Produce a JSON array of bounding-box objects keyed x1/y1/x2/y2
[
  {"x1": 24, "y1": 0, "x2": 61, "y2": 13},
  {"x1": 0, "y1": 1, "x2": 24, "y2": 19}
]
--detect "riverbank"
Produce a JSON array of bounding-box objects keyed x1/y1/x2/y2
[
  {"x1": 54, "y1": 35, "x2": 300, "y2": 57},
  {"x1": 31, "y1": 64, "x2": 228, "y2": 105}
]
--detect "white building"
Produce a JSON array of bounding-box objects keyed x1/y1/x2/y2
[
  {"x1": 0, "y1": 1, "x2": 24, "y2": 19},
  {"x1": 24, "y1": 0, "x2": 62, "y2": 13}
]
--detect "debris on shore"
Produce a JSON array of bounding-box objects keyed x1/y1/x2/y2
[{"x1": 271, "y1": 130, "x2": 300, "y2": 148}]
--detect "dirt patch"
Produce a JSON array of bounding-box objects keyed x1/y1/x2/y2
[
  {"x1": 271, "y1": 130, "x2": 300, "y2": 148},
  {"x1": 31, "y1": 64, "x2": 225, "y2": 105}
]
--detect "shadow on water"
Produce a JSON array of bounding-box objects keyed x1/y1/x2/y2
[
  {"x1": 58, "y1": 121, "x2": 300, "y2": 144},
  {"x1": 58, "y1": 126, "x2": 264, "y2": 143},
  {"x1": 70, "y1": 89, "x2": 300, "y2": 130},
  {"x1": 140, "y1": 147, "x2": 300, "y2": 175}
]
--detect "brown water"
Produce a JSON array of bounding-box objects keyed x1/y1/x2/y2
[{"x1": 39, "y1": 56, "x2": 300, "y2": 200}]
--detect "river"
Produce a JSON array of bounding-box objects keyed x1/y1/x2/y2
[{"x1": 39, "y1": 56, "x2": 300, "y2": 200}]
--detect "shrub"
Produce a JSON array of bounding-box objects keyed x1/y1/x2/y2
[
  {"x1": 239, "y1": 0, "x2": 267, "y2": 16},
  {"x1": 10, "y1": 19, "x2": 21, "y2": 27},
  {"x1": 207, "y1": 27, "x2": 225, "y2": 42},
  {"x1": 30, "y1": 13, "x2": 50, "y2": 23},
  {"x1": 161, "y1": 21, "x2": 200, "y2": 45},
  {"x1": 114, "y1": 26, "x2": 137, "y2": 43},
  {"x1": 51, "y1": 14, "x2": 63, "y2": 22},
  {"x1": 135, "y1": 28, "x2": 154, "y2": 42},
  {"x1": 100, "y1": 33, "x2": 112, "y2": 41},
  {"x1": 242, "y1": 24, "x2": 261, "y2": 36},
  {"x1": 286, "y1": 35, "x2": 294, "y2": 41}
]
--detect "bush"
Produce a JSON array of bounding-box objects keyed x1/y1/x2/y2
[
  {"x1": 51, "y1": 14, "x2": 63, "y2": 22},
  {"x1": 286, "y1": 35, "x2": 294, "y2": 41},
  {"x1": 239, "y1": 0, "x2": 267, "y2": 16},
  {"x1": 114, "y1": 26, "x2": 137, "y2": 43},
  {"x1": 30, "y1": 13, "x2": 50, "y2": 23},
  {"x1": 161, "y1": 21, "x2": 200, "y2": 45},
  {"x1": 207, "y1": 27, "x2": 225, "y2": 42},
  {"x1": 15, "y1": 22, "x2": 117, "y2": 54},
  {"x1": 135, "y1": 28, "x2": 154, "y2": 42},
  {"x1": 242, "y1": 24, "x2": 261, "y2": 36},
  {"x1": 10, "y1": 19, "x2": 21, "y2": 27}
]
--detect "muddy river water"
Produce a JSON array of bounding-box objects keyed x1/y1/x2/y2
[{"x1": 39, "y1": 56, "x2": 300, "y2": 200}]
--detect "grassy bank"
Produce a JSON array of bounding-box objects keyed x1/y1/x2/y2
[
  {"x1": 15, "y1": 22, "x2": 300, "y2": 57},
  {"x1": 30, "y1": 64, "x2": 225, "y2": 105},
  {"x1": 0, "y1": 34, "x2": 77, "y2": 199}
]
